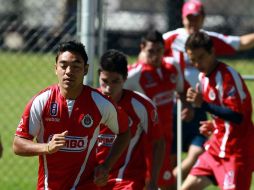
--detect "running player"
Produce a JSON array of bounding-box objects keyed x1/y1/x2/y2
[
  {"x1": 125, "y1": 30, "x2": 193, "y2": 190},
  {"x1": 13, "y1": 41, "x2": 130, "y2": 190},
  {"x1": 163, "y1": 0, "x2": 254, "y2": 180},
  {"x1": 97, "y1": 49, "x2": 165, "y2": 190},
  {"x1": 182, "y1": 31, "x2": 254, "y2": 190}
]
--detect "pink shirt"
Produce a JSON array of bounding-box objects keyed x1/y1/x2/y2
[{"x1": 15, "y1": 84, "x2": 128, "y2": 190}]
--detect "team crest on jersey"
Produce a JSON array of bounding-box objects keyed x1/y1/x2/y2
[
  {"x1": 208, "y1": 89, "x2": 216, "y2": 101},
  {"x1": 144, "y1": 73, "x2": 157, "y2": 88},
  {"x1": 81, "y1": 114, "x2": 93, "y2": 128},
  {"x1": 50, "y1": 103, "x2": 58, "y2": 116},
  {"x1": 170, "y1": 74, "x2": 177, "y2": 84}
]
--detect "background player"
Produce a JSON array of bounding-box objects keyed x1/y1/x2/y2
[
  {"x1": 182, "y1": 31, "x2": 254, "y2": 190},
  {"x1": 97, "y1": 49, "x2": 165, "y2": 190},
  {"x1": 125, "y1": 30, "x2": 193, "y2": 190},
  {"x1": 12, "y1": 41, "x2": 130, "y2": 190},
  {"x1": 163, "y1": 0, "x2": 254, "y2": 180}
]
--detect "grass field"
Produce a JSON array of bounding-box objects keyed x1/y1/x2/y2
[{"x1": 0, "y1": 51, "x2": 254, "y2": 189}]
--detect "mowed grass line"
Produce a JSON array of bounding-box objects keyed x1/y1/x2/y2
[{"x1": 0, "y1": 51, "x2": 253, "y2": 189}]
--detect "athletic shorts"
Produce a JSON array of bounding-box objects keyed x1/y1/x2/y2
[
  {"x1": 99, "y1": 179, "x2": 144, "y2": 190},
  {"x1": 190, "y1": 151, "x2": 252, "y2": 190},
  {"x1": 157, "y1": 141, "x2": 175, "y2": 186},
  {"x1": 172, "y1": 105, "x2": 207, "y2": 154}
]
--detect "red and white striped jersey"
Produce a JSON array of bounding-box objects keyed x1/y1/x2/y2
[
  {"x1": 198, "y1": 62, "x2": 254, "y2": 159},
  {"x1": 163, "y1": 28, "x2": 241, "y2": 87},
  {"x1": 96, "y1": 89, "x2": 162, "y2": 184},
  {"x1": 15, "y1": 84, "x2": 128, "y2": 190},
  {"x1": 124, "y1": 57, "x2": 186, "y2": 139}
]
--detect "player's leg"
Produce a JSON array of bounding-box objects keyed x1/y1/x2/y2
[
  {"x1": 181, "y1": 174, "x2": 212, "y2": 190},
  {"x1": 173, "y1": 144, "x2": 204, "y2": 179},
  {"x1": 158, "y1": 141, "x2": 176, "y2": 190}
]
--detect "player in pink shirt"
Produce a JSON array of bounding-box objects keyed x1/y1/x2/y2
[
  {"x1": 182, "y1": 31, "x2": 254, "y2": 190},
  {"x1": 97, "y1": 49, "x2": 165, "y2": 190},
  {"x1": 13, "y1": 41, "x2": 130, "y2": 190},
  {"x1": 125, "y1": 30, "x2": 194, "y2": 190},
  {"x1": 163, "y1": 0, "x2": 254, "y2": 180}
]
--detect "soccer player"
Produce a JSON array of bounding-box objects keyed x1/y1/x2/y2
[
  {"x1": 125, "y1": 30, "x2": 193, "y2": 190},
  {"x1": 12, "y1": 41, "x2": 130, "y2": 190},
  {"x1": 97, "y1": 49, "x2": 165, "y2": 190},
  {"x1": 182, "y1": 31, "x2": 254, "y2": 190},
  {"x1": 163, "y1": 0, "x2": 254, "y2": 180}
]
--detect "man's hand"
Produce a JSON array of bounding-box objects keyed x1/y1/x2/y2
[
  {"x1": 94, "y1": 163, "x2": 110, "y2": 187},
  {"x1": 199, "y1": 120, "x2": 214, "y2": 137},
  {"x1": 47, "y1": 131, "x2": 68, "y2": 154},
  {"x1": 181, "y1": 106, "x2": 195, "y2": 122},
  {"x1": 186, "y1": 84, "x2": 203, "y2": 108}
]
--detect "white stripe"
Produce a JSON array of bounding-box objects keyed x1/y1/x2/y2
[
  {"x1": 92, "y1": 91, "x2": 119, "y2": 134},
  {"x1": 125, "y1": 64, "x2": 145, "y2": 94},
  {"x1": 116, "y1": 98, "x2": 148, "y2": 179},
  {"x1": 116, "y1": 126, "x2": 143, "y2": 180},
  {"x1": 227, "y1": 66, "x2": 246, "y2": 102},
  {"x1": 219, "y1": 121, "x2": 230, "y2": 158},
  {"x1": 164, "y1": 57, "x2": 184, "y2": 93},
  {"x1": 29, "y1": 89, "x2": 51, "y2": 138},
  {"x1": 215, "y1": 71, "x2": 224, "y2": 104},
  {"x1": 71, "y1": 126, "x2": 100, "y2": 190},
  {"x1": 43, "y1": 154, "x2": 49, "y2": 190}
]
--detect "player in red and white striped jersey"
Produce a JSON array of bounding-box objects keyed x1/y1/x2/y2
[
  {"x1": 97, "y1": 49, "x2": 165, "y2": 190},
  {"x1": 125, "y1": 30, "x2": 194, "y2": 190},
  {"x1": 162, "y1": 0, "x2": 254, "y2": 180},
  {"x1": 13, "y1": 41, "x2": 130, "y2": 190},
  {"x1": 182, "y1": 31, "x2": 254, "y2": 190}
]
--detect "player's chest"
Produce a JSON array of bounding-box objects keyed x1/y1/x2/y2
[
  {"x1": 42, "y1": 100, "x2": 102, "y2": 136},
  {"x1": 140, "y1": 68, "x2": 177, "y2": 91}
]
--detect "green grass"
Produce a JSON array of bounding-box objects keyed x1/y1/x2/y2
[{"x1": 0, "y1": 52, "x2": 254, "y2": 189}]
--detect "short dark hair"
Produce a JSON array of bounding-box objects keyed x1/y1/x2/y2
[
  {"x1": 185, "y1": 31, "x2": 213, "y2": 53},
  {"x1": 141, "y1": 30, "x2": 164, "y2": 46},
  {"x1": 55, "y1": 41, "x2": 88, "y2": 64},
  {"x1": 99, "y1": 49, "x2": 128, "y2": 79}
]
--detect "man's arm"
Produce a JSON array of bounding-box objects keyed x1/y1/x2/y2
[
  {"x1": 94, "y1": 129, "x2": 131, "y2": 186},
  {"x1": 147, "y1": 137, "x2": 165, "y2": 190},
  {"x1": 13, "y1": 131, "x2": 68, "y2": 156},
  {"x1": 239, "y1": 33, "x2": 254, "y2": 50},
  {"x1": 186, "y1": 87, "x2": 243, "y2": 124}
]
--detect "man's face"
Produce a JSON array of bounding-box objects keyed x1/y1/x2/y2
[
  {"x1": 99, "y1": 70, "x2": 125, "y2": 102},
  {"x1": 141, "y1": 41, "x2": 164, "y2": 67},
  {"x1": 183, "y1": 14, "x2": 204, "y2": 34},
  {"x1": 186, "y1": 47, "x2": 215, "y2": 75},
  {"x1": 55, "y1": 51, "x2": 88, "y2": 93}
]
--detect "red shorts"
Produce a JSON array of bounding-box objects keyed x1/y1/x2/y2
[
  {"x1": 190, "y1": 151, "x2": 252, "y2": 190},
  {"x1": 157, "y1": 141, "x2": 175, "y2": 186},
  {"x1": 99, "y1": 179, "x2": 144, "y2": 190}
]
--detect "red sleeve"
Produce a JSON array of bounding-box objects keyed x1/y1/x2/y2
[
  {"x1": 15, "y1": 99, "x2": 34, "y2": 140},
  {"x1": 211, "y1": 36, "x2": 237, "y2": 56}
]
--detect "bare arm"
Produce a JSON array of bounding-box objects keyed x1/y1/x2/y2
[
  {"x1": 147, "y1": 137, "x2": 165, "y2": 190},
  {"x1": 94, "y1": 128, "x2": 131, "y2": 186},
  {"x1": 239, "y1": 33, "x2": 254, "y2": 50},
  {"x1": 13, "y1": 131, "x2": 68, "y2": 156}
]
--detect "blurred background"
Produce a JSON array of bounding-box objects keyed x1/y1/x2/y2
[{"x1": 0, "y1": 0, "x2": 254, "y2": 189}]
